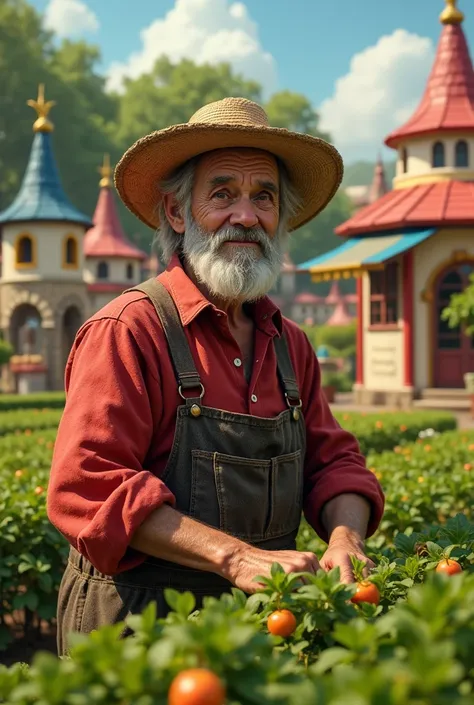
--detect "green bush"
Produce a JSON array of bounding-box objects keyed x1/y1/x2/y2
[
  {"x1": 0, "y1": 392, "x2": 65, "y2": 411},
  {"x1": 1, "y1": 551, "x2": 474, "y2": 704},
  {"x1": 301, "y1": 323, "x2": 357, "y2": 358},
  {"x1": 321, "y1": 370, "x2": 353, "y2": 392},
  {"x1": 334, "y1": 409, "x2": 457, "y2": 455},
  {"x1": 0, "y1": 409, "x2": 62, "y2": 437}
]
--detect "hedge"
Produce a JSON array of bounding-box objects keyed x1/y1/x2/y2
[{"x1": 0, "y1": 393, "x2": 65, "y2": 411}]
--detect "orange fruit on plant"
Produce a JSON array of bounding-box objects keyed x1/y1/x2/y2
[
  {"x1": 168, "y1": 668, "x2": 226, "y2": 705},
  {"x1": 34, "y1": 486, "x2": 44, "y2": 495},
  {"x1": 351, "y1": 581, "x2": 380, "y2": 606},
  {"x1": 435, "y1": 559, "x2": 462, "y2": 576},
  {"x1": 267, "y1": 609, "x2": 297, "y2": 637},
  {"x1": 15, "y1": 470, "x2": 24, "y2": 478}
]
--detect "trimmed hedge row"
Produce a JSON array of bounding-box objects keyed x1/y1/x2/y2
[
  {"x1": 0, "y1": 393, "x2": 65, "y2": 412},
  {"x1": 334, "y1": 409, "x2": 457, "y2": 455}
]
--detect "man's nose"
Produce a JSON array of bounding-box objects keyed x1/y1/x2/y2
[{"x1": 229, "y1": 198, "x2": 259, "y2": 229}]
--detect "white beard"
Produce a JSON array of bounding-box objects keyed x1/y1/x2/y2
[{"x1": 182, "y1": 216, "x2": 289, "y2": 303}]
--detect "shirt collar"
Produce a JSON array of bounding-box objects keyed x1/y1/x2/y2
[{"x1": 160, "y1": 254, "x2": 283, "y2": 336}]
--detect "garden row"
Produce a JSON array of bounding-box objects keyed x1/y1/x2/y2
[
  {"x1": 0, "y1": 408, "x2": 468, "y2": 652},
  {"x1": 1, "y1": 513, "x2": 474, "y2": 703}
]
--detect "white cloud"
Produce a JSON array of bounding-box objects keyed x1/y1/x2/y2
[
  {"x1": 43, "y1": 0, "x2": 99, "y2": 37},
  {"x1": 318, "y1": 29, "x2": 435, "y2": 162},
  {"x1": 105, "y1": 0, "x2": 277, "y2": 97}
]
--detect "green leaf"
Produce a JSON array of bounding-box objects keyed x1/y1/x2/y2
[{"x1": 312, "y1": 647, "x2": 354, "y2": 674}]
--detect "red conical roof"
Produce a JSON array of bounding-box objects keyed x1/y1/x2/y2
[
  {"x1": 385, "y1": 4, "x2": 474, "y2": 148},
  {"x1": 368, "y1": 156, "x2": 389, "y2": 203},
  {"x1": 326, "y1": 299, "x2": 354, "y2": 326},
  {"x1": 325, "y1": 281, "x2": 342, "y2": 304},
  {"x1": 84, "y1": 160, "x2": 147, "y2": 261}
]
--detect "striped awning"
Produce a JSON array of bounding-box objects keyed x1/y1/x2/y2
[{"x1": 298, "y1": 228, "x2": 436, "y2": 282}]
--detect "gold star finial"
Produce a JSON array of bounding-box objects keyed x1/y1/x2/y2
[
  {"x1": 27, "y1": 84, "x2": 55, "y2": 133},
  {"x1": 440, "y1": 0, "x2": 464, "y2": 25},
  {"x1": 98, "y1": 154, "x2": 113, "y2": 188}
]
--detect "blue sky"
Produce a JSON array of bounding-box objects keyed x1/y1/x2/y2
[{"x1": 29, "y1": 0, "x2": 474, "y2": 163}]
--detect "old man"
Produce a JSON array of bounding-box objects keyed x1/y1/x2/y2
[{"x1": 47, "y1": 97, "x2": 384, "y2": 655}]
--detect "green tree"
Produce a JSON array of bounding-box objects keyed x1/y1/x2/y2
[
  {"x1": 264, "y1": 90, "x2": 329, "y2": 139},
  {"x1": 289, "y1": 190, "x2": 353, "y2": 266},
  {"x1": 441, "y1": 273, "x2": 474, "y2": 336},
  {"x1": 116, "y1": 56, "x2": 261, "y2": 148}
]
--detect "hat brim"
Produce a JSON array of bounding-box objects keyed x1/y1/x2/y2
[{"x1": 114, "y1": 123, "x2": 344, "y2": 232}]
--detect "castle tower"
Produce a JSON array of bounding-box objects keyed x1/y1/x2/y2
[
  {"x1": 84, "y1": 154, "x2": 147, "y2": 312},
  {"x1": 385, "y1": 0, "x2": 474, "y2": 186},
  {"x1": 0, "y1": 85, "x2": 92, "y2": 393},
  {"x1": 368, "y1": 155, "x2": 388, "y2": 203},
  {"x1": 300, "y1": 0, "x2": 474, "y2": 405}
]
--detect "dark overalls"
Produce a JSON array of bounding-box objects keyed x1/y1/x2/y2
[{"x1": 57, "y1": 279, "x2": 306, "y2": 655}]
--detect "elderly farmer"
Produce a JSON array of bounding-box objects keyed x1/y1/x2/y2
[{"x1": 47, "y1": 98, "x2": 384, "y2": 655}]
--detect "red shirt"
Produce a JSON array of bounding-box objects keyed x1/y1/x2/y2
[{"x1": 47, "y1": 255, "x2": 384, "y2": 575}]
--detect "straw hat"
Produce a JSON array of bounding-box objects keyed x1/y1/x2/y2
[{"x1": 114, "y1": 97, "x2": 344, "y2": 232}]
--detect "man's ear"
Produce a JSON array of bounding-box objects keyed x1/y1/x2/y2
[{"x1": 162, "y1": 193, "x2": 186, "y2": 234}]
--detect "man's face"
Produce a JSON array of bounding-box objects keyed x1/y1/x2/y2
[
  {"x1": 179, "y1": 148, "x2": 288, "y2": 303},
  {"x1": 192, "y1": 148, "x2": 280, "y2": 240}
]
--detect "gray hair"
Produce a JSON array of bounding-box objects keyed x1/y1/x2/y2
[{"x1": 152, "y1": 152, "x2": 302, "y2": 265}]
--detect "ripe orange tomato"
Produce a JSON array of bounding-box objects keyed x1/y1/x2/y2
[
  {"x1": 267, "y1": 609, "x2": 297, "y2": 637},
  {"x1": 15, "y1": 470, "x2": 24, "y2": 478},
  {"x1": 435, "y1": 559, "x2": 462, "y2": 576},
  {"x1": 168, "y1": 668, "x2": 226, "y2": 705},
  {"x1": 34, "y1": 486, "x2": 44, "y2": 495},
  {"x1": 351, "y1": 581, "x2": 380, "y2": 606}
]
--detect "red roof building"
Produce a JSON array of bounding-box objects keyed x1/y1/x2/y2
[
  {"x1": 84, "y1": 155, "x2": 148, "y2": 309},
  {"x1": 84, "y1": 155, "x2": 147, "y2": 261},
  {"x1": 298, "y1": 0, "x2": 474, "y2": 404}
]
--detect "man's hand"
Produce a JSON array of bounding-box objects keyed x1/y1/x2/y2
[
  {"x1": 226, "y1": 547, "x2": 320, "y2": 594},
  {"x1": 320, "y1": 527, "x2": 374, "y2": 584}
]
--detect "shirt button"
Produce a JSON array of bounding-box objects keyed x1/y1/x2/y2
[
  {"x1": 251, "y1": 394, "x2": 258, "y2": 403},
  {"x1": 262, "y1": 314, "x2": 268, "y2": 320},
  {"x1": 234, "y1": 358, "x2": 242, "y2": 367}
]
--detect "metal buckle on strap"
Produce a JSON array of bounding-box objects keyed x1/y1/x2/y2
[
  {"x1": 284, "y1": 392, "x2": 302, "y2": 421},
  {"x1": 178, "y1": 383, "x2": 205, "y2": 400}
]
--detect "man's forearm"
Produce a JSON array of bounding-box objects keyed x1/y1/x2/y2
[
  {"x1": 321, "y1": 493, "x2": 371, "y2": 544},
  {"x1": 129, "y1": 503, "x2": 246, "y2": 579}
]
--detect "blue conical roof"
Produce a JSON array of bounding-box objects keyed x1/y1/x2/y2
[{"x1": 0, "y1": 130, "x2": 92, "y2": 227}]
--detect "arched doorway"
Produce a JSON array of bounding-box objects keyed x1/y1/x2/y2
[
  {"x1": 62, "y1": 306, "x2": 82, "y2": 370},
  {"x1": 9, "y1": 304, "x2": 43, "y2": 356},
  {"x1": 434, "y1": 262, "x2": 474, "y2": 387}
]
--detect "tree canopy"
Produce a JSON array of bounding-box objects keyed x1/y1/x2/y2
[{"x1": 0, "y1": 0, "x2": 354, "y2": 263}]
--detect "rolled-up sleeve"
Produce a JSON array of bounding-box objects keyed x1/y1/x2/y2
[
  {"x1": 47, "y1": 317, "x2": 175, "y2": 575},
  {"x1": 299, "y1": 335, "x2": 384, "y2": 543}
]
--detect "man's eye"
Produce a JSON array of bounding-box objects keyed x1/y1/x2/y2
[
  {"x1": 213, "y1": 191, "x2": 229, "y2": 200},
  {"x1": 256, "y1": 192, "x2": 273, "y2": 201}
]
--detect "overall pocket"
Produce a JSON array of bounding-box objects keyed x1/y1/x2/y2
[{"x1": 190, "y1": 449, "x2": 303, "y2": 541}]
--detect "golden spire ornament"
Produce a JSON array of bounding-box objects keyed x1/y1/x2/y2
[
  {"x1": 440, "y1": 0, "x2": 464, "y2": 25},
  {"x1": 27, "y1": 84, "x2": 55, "y2": 133},
  {"x1": 98, "y1": 154, "x2": 113, "y2": 188}
]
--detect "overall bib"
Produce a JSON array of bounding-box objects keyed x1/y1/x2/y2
[{"x1": 57, "y1": 279, "x2": 306, "y2": 655}]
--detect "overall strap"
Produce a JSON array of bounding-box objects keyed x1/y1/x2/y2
[
  {"x1": 124, "y1": 279, "x2": 203, "y2": 398},
  {"x1": 273, "y1": 334, "x2": 302, "y2": 410}
]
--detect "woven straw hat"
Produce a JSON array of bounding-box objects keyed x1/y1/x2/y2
[{"x1": 114, "y1": 97, "x2": 344, "y2": 232}]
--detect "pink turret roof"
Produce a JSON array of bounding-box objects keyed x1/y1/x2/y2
[
  {"x1": 294, "y1": 292, "x2": 323, "y2": 305},
  {"x1": 84, "y1": 155, "x2": 147, "y2": 261},
  {"x1": 326, "y1": 299, "x2": 354, "y2": 326},
  {"x1": 368, "y1": 156, "x2": 389, "y2": 203},
  {"x1": 325, "y1": 281, "x2": 343, "y2": 304},
  {"x1": 385, "y1": 2, "x2": 474, "y2": 148}
]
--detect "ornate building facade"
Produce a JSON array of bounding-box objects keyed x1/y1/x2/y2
[
  {"x1": 299, "y1": 0, "x2": 474, "y2": 407},
  {"x1": 0, "y1": 86, "x2": 148, "y2": 393}
]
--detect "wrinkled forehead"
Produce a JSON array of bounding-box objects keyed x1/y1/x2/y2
[{"x1": 195, "y1": 147, "x2": 279, "y2": 183}]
